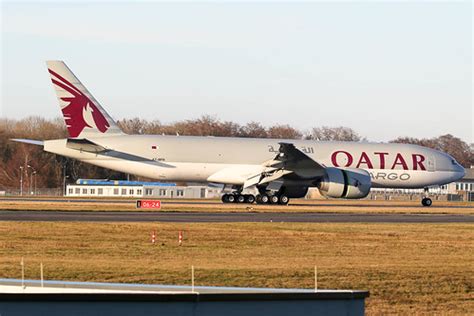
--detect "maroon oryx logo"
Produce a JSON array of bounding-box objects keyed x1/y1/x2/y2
[{"x1": 49, "y1": 69, "x2": 109, "y2": 137}]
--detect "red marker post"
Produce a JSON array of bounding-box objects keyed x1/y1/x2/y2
[
  {"x1": 151, "y1": 230, "x2": 156, "y2": 244},
  {"x1": 178, "y1": 231, "x2": 183, "y2": 246}
]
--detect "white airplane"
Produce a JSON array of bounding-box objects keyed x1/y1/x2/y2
[{"x1": 13, "y1": 61, "x2": 465, "y2": 206}]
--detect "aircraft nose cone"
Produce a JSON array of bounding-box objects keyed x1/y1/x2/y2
[
  {"x1": 457, "y1": 165, "x2": 466, "y2": 178},
  {"x1": 452, "y1": 163, "x2": 465, "y2": 181}
]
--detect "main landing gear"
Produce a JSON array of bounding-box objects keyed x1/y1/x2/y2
[
  {"x1": 221, "y1": 193, "x2": 255, "y2": 204},
  {"x1": 221, "y1": 193, "x2": 289, "y2": 205},
  {"x1": 421, "y1": 187, "x2": 432, "y2": 207}
]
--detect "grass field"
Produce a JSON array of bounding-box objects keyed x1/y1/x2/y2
[
  {"x1": 0, "y1": 221, "x2": 472, "y2": 314},
  {"x1": 1, "y1": 198, "x2": 473, "y2": 214}
]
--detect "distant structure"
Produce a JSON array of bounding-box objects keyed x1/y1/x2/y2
[
  {"x1": 0, "y1": 279, "x2": 369, "y2": 316},
  {"x1": 46, "y1": 167, "x2": 474, "y2": 202},
  {"x1": 448, "y1": 167, "x2": 474, "y2": 193},
  {"x1": 65, "y1": 179, "x2": 221, "y2": 199}
]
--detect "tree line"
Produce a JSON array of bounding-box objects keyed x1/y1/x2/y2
[{"x1": 1, "y1": 116, "x2": 472, "y2": 191}]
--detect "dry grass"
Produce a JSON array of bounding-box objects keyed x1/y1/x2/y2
[
  {"x1": 0, "y1": 221, "x2": 472, "y2": 314},
  {"x1": 0, "y1": 198, "x2": 473, "y2": 214}
]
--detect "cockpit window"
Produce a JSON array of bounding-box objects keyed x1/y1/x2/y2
[{"x1": 452, "y1": 159, "x2": 458, "y2": 165}]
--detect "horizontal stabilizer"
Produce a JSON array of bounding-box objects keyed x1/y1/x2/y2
[
  {"x1": 66, "y1": 138, "x2": 107, "y2": 153},
  {"x1": 11, "y1": 139, "x2": 44, "y2": 146}
]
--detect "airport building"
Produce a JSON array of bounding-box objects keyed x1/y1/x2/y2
[
  {"x1": 63, "y1": 167, "x2": 474, "y2": 201},
  {"x1": 65, "y1": 179, "x2": 221, "y2": 199},
  {"x1": 447, "y1": 167, "x2": 474, "y2": 193},
  {"x1": 366, "y1": 167, "x2": 474, "y2": 202},
  {"x1": 0, "y1": 279, "x2": 369, "y2": 316}
]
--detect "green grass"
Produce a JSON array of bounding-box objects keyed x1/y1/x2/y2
[{"x1": 0, "y1": 222, "x2": 472, "y2": 314}]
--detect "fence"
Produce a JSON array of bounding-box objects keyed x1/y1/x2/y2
[{"x1": 0, "y1": 187, "x2": 63, "y2": 196}]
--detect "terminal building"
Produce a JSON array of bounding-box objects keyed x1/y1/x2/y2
[
  {"x1": 65, "y1": 179, "x2": 221, "y2": 199},
  {"x1": 66, "y1": 167, "x2": 474, "y2": 202},
  {"x1": 365, "y1": 167, "x2": 474, "y2": 202}
]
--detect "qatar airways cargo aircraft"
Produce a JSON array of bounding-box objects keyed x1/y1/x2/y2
[{"x1": 13, "y1": 61, "x2": 465, "y2": 206}]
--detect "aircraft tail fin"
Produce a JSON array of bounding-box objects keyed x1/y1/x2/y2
[{"x1": 46, "y1": 61, "x2": 123, "y2": 138}]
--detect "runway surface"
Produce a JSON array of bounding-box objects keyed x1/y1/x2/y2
[
  {"x1": 2, "y1": 197, "x2": 474, "y2": 209},
  {"x1": 1, "y1": 210, "x2": 472, "y2": 223}
]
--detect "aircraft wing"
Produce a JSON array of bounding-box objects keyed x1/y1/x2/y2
[
  {"x1": 274, "y1": 142, "x2": 326, "y2": 176},
  {"x1": 243, "y1": 142, "x2": 326, "y2": 188}
]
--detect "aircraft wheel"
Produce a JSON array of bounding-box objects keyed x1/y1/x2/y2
[
  {"x1": 260, "y1": 194, "x2": 270, "y2": 204},
  {"x1": 227, "y1": 194, "x2": 236, "y2": 203},
  {"x1": 270, "y1": 195, "x2": 279, "y2": 204},
  {"x1": 237, "y1": 194, "x2": 246, "y2": 203},
  {"x1": 221, "y1": 194, "x2": 229, "y2": 203},
  {"x1": 421, "y1": 197, "x2": 432, "y2": 207},
  {"x1": 246, "y1": 195, "x2": 256, "y2": 204},
  {"x1": 279, "y1": 195, "x2": 289, "y2": 205}
]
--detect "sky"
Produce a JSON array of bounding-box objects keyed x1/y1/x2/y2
[{"x1": 1, "y1": 1, "x2": 472, "y2": 143}]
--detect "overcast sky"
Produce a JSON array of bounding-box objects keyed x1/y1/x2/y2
[{"x1": 1, "y1": 1, "x2": 472, "y2": 143}]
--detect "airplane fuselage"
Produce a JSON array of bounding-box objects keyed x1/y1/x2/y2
[{"x1": 44, "y1": 135, "x2": 465, "y2": 189}]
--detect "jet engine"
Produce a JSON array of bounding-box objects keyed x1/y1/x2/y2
[
  {"x1": 317, "y1": 167, "x2": 371, "y2": 199},
  {"x1": 282, "y1": 186, "x2": 309, "y2": 198}
]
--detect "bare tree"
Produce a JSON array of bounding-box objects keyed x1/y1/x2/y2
[
  {"x1": 239, "y1": 122, "x2": 268, "y2": 138},
  {"x1": 117, "y1": 118, "x2": 149, "y2": 134},
  {"x1": 267, "y1": 124, "x2": 302, "y2": 139},
  {"x1": 307, "y1": 126, "x2": 361, "y2": 141},
  {"x1": 391, "y1": 134, "x2": 474, "y2": 167},
  {"x1": 2, "y1": 116, "x2": 472, "y2": 191}
]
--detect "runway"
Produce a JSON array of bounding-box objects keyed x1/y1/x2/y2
[
  {"x1": 2, "y1": 197, "x2": 473, "y2": 209},
  {"x1": 1, "y1": 210, "x2": 472, "y2": 223}
]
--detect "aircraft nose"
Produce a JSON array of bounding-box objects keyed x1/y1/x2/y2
[
  {"x1": 452, "y1": 161, "x2": 465, "y2": 181},
  {"x1": 456, "y1": 164, "x2": 466, "y2": 178}
]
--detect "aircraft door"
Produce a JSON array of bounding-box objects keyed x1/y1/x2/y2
[{"x1": 426, "y1": 155, "x2": 435, "y2": 172}]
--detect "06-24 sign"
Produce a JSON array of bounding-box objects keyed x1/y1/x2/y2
[{"x1": 136, "y1": 200, "x2": 161, "y2": 209}]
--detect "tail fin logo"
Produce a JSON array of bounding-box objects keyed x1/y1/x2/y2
[{"x1": 49, "y1": 69, "x2": 110, "y2": 137}]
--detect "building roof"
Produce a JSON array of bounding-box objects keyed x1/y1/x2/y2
[
  {"x1": 463, "y1": 168, "x2": 474, "y2": 181},
  {"x1": 76, "y1": 179, "x2": 176, "y2": 186},
  {"x1": 0, "y1": 278, "x2": 369, "y2": 299}
]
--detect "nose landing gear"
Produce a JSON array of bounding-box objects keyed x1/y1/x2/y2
[
  {"x1": 421, "y1": 197, "x2": 432, "y2": 207},
  {"x1": 421, "y1": 188, "x2": 432, "y2": 207}
]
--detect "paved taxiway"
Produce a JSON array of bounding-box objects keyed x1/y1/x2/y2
[
  {"x1": 1, "y1": 210, "x2": 472, "y2": 223},
  {"x1": 3, "y1": 197, "x2": 474, "y2": 209}
]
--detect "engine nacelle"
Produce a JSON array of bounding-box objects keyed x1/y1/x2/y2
[
  {"x1": 317, "y1": 167, "x2": 371, "y2": 199},
  {"x1": 282, "y1": 186, "x2": 309, "y2": 198}
]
